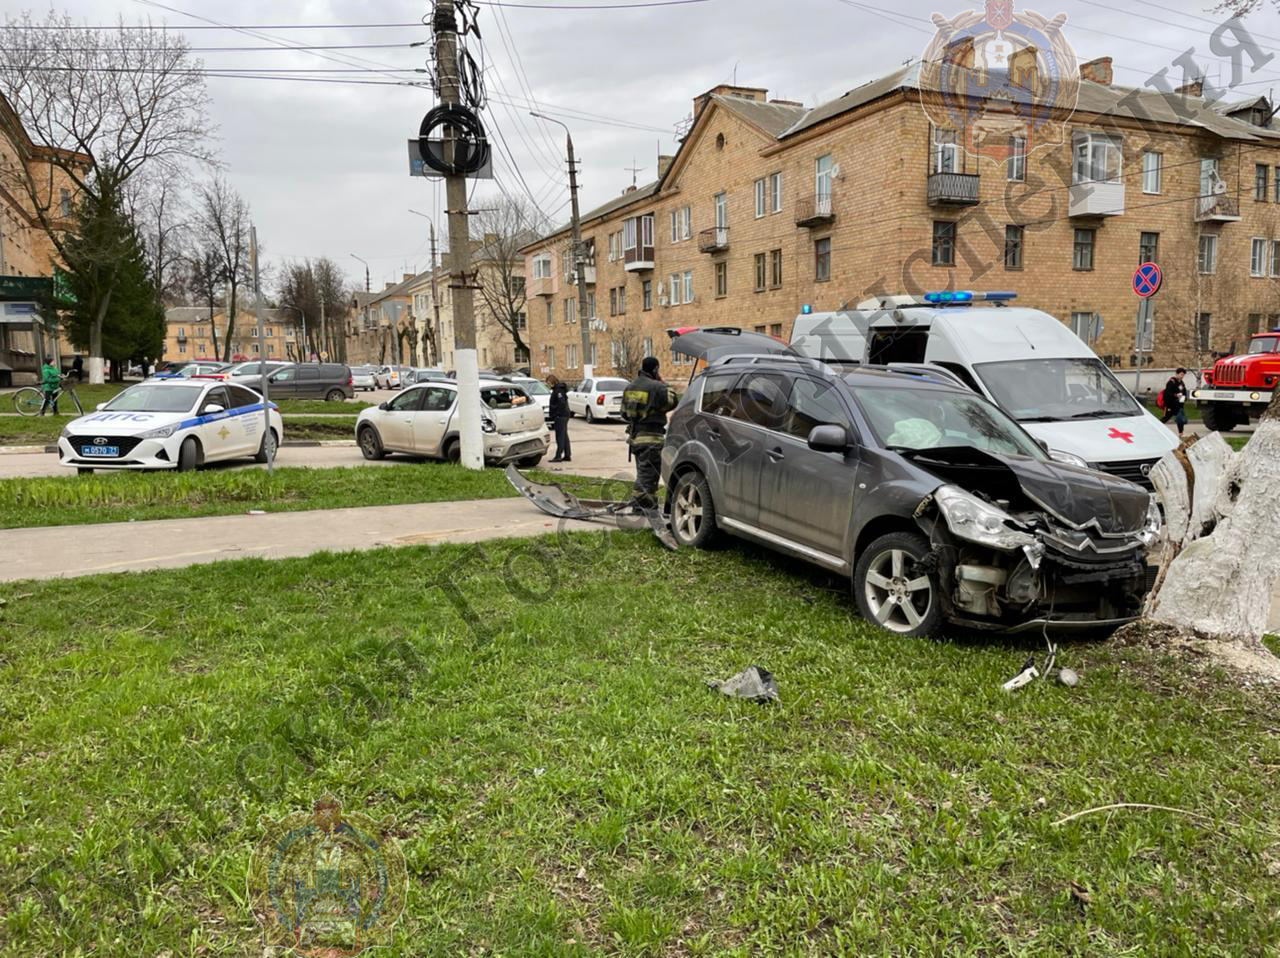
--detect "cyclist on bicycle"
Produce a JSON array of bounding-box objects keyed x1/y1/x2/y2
[{"x1": 39, "y1": 356, "x2": 60, "y2": 415}]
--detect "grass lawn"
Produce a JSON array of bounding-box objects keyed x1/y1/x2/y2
[
  {"x1": 0, "y1": 414, "x2": 360, "y2": 445},
  {"x1": 0, "y1": 464, "x2": 624, "y2": 528},
  {"x1": 1226, "y1": 435, "x2": 1250, "y2": 452},
  {"x1": 0, "y1": 536, "x2": 1276, "y2": 955},
  {"x1": 275, "y1": 398, "x2": 372, "y2": 415}
]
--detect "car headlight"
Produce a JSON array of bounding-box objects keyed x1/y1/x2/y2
[
  {"x1": 60, "y1": 425, "x2": 72, "y2": 439},
  {"x1": 1048, "y1": 448, "x2": 1089, "y2": 468},
  {"x1": 481, "y1": 418, "x2": 496, "y2": 434},
  {"x1": 138, "y1": 424, "x2": 177, "y2": 440},
  {"x1": 934, "y1": 485, "x2": 1034, "y2": 551},
  {"x1": 1140, "y1": 495, "x2": 1162, "y2": 547}
]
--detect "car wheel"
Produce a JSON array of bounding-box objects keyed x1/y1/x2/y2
[
  {"x1": 585, "y1": 406, "x2": 595, "y2": 423},
  {"x1": 325, "y1": 388, "x2": 345, "y2": 402},
  {"x1": 358, "y1": 425, "x2": 386, "y2": 460},
  {"x1": 177, "y1": 437, "x2": 200, "y2": 473},
  {"x1": 670, "y1": 471, "x2": 718, "y2": 548},
  {"x1": 517, "y1": 453, "x2": 543, "y2": 469},
  {"x1": 254, "y1": 428, "x2": 278, "y2": 463},
  {"x1": 443, "y1": 438, "x2": 461, "y2": 463},
  {"x1": 854, "y1": 531, "x2": 941, "y2": 638}
]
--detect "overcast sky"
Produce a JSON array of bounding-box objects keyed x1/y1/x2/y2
[{"x1": 40, "y1": 0, "x2": 1280, "y2": 293}]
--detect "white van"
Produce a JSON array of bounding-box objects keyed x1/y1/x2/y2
[{"x1": 789, "y1": 292, "x2": 1178, "y2": 486}]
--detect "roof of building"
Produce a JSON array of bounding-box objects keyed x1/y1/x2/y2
[
  {"x1": 780, "y1": 62, "x2": 921, "y2": 138},
  {"x1": 712, "y1": 94, "x2": 808, "y2": 137}
]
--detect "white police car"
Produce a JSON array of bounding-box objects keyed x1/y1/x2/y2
[{"x1": 58, "y1": 380, "x2": 283, "y2": 474}]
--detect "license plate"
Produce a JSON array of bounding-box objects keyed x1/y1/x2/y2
[
  {"x1": 1214, "y1": 391, "x2": 1235, "y2": 399},
  {"x1": 82, "y1": 445, "x2": 119, "y2": 457}
]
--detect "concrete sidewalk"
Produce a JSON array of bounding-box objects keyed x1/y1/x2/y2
[{"x1": 3, "y1": 498, "x2": 598, "y2": 582}]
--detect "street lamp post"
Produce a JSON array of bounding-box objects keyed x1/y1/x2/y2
[
  {"x1": 408, "y1": 209, "x2": 442, "y2": 367},
  {"x1": 349, "y1": 254, "x2": 370, "y2": 294},
  {"x1": 530, "y1": 111, "x2": 593, "y2": 379},
  {"x1": 279, "y1": 304, "x2": 306, "y2": 361}
]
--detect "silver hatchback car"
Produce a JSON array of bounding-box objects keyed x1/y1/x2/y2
[{"x1": 660, "y1": 338, "x2": 1160, "y2": 637}]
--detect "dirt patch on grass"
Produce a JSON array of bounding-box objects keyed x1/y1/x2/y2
[{"x1": 1115, "y1": 620, "x2": 1280, "y2": 687}]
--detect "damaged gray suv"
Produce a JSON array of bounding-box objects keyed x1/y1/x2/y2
[{"x1": 660, "y1": 336, "x2": 1161, "y2": 637}]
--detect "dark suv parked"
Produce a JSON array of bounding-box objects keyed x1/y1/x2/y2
[
  {"x1": 660, "y1": 339, "x2": 1161, "y2": 637},
  {"x1": 239, "y1": 363, "x2": 353, "y2": 401}
]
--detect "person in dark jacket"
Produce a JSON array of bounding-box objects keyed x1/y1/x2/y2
[
  {"x1": 71, "y1": 354, "x2": 83, "y2": 382},
  {"x1": 548, "y1": 377, "x2": 571, "y2": 462},
  {"x1": 1161, "y1": 367, "x2": 1188, "y2": 435},
  {"x1": 621, "y1": 357, "x2": 678, "y2": 510}
]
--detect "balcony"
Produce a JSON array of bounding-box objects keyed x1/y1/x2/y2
[
  {"x1": 795, "y1": 192, "x2": 835, "y2": 228},
  {"x1": 624, "y1": 245, "x2": 655, "y2": 272},
  {"x1": 1068, "y1": 181, "x2": 1125, "y2": 217},
  {"x1": 927, "y1": 172, "x2": 980, "y2": 206},
  {"x1": 698, "y1": 227, "x2": 729, "y2": 253},
  {"x1": 529, "y1": 275, "x2": 556, "y2": 298},
  {"x1": 1196, "y1": 192, "x2": 1241, "y2": 223}
]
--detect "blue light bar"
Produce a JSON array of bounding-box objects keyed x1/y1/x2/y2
[
  {"x1": 922, "y1": 291, "x2": 1018, "y2": 304},
  {"x1": 801, "y1": 304, "x2": 813, "y2": 314}
]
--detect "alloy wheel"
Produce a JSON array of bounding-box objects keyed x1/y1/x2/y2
[
  {"x1": 672, "y1": 482, "x2": 703, "y2": 541},
  {"x1": 862, "y1": 548, "x2": 933, "y2": 634}
]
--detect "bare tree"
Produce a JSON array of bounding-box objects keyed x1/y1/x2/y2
[
  {"x1": 609, "y1": 317, "x2": 646, "y2": 378},
  {"x1": 0, "y1": 11, "x2": 213, "y2": 382},
  {"x1": 195, "y1": 177, "x2": 250, "y2": 363},
  {"x1": 474, "y1": 197, "x2": 544, "y2": 359},
  {"x1": 187, "y1": 246, "x2": 224, "y2": 360},
  {"x1": 131, "y1": 177, "x2": 190, "y2": 307}
]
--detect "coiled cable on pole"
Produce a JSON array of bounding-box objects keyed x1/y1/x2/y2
[{"x1": 418, "y1": 102, "x2": 490, "y2": 176}]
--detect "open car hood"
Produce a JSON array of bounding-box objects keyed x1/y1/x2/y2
[
  {"x1": 902, "y1": 445, "x2": 1149, "y2": 535},
  {"x1": 667, "y1": 327, "x2": 795, "y2": 363}
]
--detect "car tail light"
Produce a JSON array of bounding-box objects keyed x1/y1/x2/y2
[
  {"x1": 596, "y1": 394, "x2": 605, "y2": 405},
  {"x1": 347, "y1": 374, "x2": 353, "y2": 386}
]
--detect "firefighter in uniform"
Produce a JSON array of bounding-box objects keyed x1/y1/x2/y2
[{"x1": 621, "y1": 356, "x2": 678, "y2": 511}]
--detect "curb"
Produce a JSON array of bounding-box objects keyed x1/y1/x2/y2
[
  {"x1": 0, "y1": 445, "x2": 52, "y2": 455},
  {"x1": 0, "y1": 439, "x2": 359, "y2": 456}
]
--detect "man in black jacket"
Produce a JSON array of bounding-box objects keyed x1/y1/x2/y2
[
  {"x1": 548, "y1": 377, "x2": 571, "y2": 462},
  {"x1": 1161, "y1": 367, "x2": 1188, "y2": 435},
  {"x1": 621, "y1": 357, "x2": 678, "y2": 510}
]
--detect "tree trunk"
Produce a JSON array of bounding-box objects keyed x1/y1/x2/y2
[{"x1": 87, "y1": 290, "x2": 113, "y2": 385}]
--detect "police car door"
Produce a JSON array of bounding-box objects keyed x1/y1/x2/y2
[{"x1": 195, "y1": 386, "x2": 237, "y2": 462}]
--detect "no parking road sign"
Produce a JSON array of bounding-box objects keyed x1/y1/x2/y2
[{"x1": 1132, "y1": 262, "x2": 1162, "y2": 298}]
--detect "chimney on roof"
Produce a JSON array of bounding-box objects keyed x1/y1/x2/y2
[
  {"x1": 941, "y1": 35, "x2": 975, "y2": 69},
  {"x1": 622, "y1": 184, "x2": 638, "y2": 195},
  {"x1": 1176, "y1": 77, "x2": 1204, "y2": 97},
  {"x1": 1078, "y1": 56, "x2": 1112, "y2": 86},
  {"x1": 384, "y1": 281, "x2": 396, "y2": 290},
  {"x1": 692, "y1": 84, "x2": 768, "y2": 118},
  {"x1": 657, "y1": 154, "x2": 674, "y2": 177},
  {"x1": 402, "y1": 273, "x2": 414, "y2": 282}
]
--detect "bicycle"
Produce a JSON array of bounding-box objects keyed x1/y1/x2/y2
[{"x1": 11, "y1": 376, "x2": 84, "y2": 417}]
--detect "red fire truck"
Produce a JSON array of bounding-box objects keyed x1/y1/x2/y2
[{"x1": 1192, "y1": 331, "x2": 1280, "y2": 431}]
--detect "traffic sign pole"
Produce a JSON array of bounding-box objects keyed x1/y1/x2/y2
[{"x1": 1131, "y1": 262, "x2": 1163, "y2": 399}]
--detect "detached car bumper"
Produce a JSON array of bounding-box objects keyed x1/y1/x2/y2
[
  {"x1": 485, "y1": 426, "x2": 551, "y2": 464},
  {"x1": 58, "y1": 435, "x2": 179, "y2": 470}
]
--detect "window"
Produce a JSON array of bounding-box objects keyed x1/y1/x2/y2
[
  {"x1": 1004, "y1": 225, "x2": 1023, "y2": 269},
  {"x1": 1072, "y1": 132, "x2": 1122, "y2": 183},
  {"x1": 585, "y1": 290, "x2": 596, "y2": 320},
  {"x1": 713, "y1": 192, "x2": 728, "y2": 229},
  {"x1": 755, "y1": 178, "x2": 766, "y2": 218},
  {"x1": 1008, "y1": 136, "x2": 1025, "y2": 181},
  {"x1": 1197, "y1": 313, "x2": 1212, "y2": 351},
  {"x1": 815, "y1": 153, "x2": 834, "y2": 202},
  {"x1": 683, "y1": 270, "x2": 693, "y2": 304},
  {"x1": 532, "y1": 254, "x2": 552, "y2": 279},
  {"x1": 932, "y1": 222, "x2": 956, "y2": 266},
  {"x1": 567, "y1": 344, "x2": 578, "y2": 368},
  {"x1": 715, "y1": 261, "x2": 727, "y2": 297},
  {"x1": 1073, "y1": 228, "x2": 1095, "y2": 271},
  {"x1": 1198, "y1": 233, "x2": 1217, "y2": 274},
  {"x1": 754, "y1": 253, "x2": 766, "y2": 292},
  {"x1": 931, "y1": 127, "x2": 958, "y2": 174},
  {"x1": 1142, "y1": 151, "x2": 1162, "y2": 193},
  {"x1": 516, "y1": 312, "x2": 527, "y2": 330},
  {"x1": 1272, "y1": 240, "x2": 1280, "y2": 276},
  {"x1": 1200, "y1": 157, "x2": 1220, "y2": 196},
  {"x1": 607, "y1": 232, "x2": 617, "y2": 261},
  {"x1": 770, "y1": 172, "x2": 783, "y2": 213},
  {"x1": 547, "y1": 346, "x2": 555, "y2": 368},
  {"x1": 642, "y1": 279, "x2": 652, "y2": 311},
  {"x1": 1257, "y1": 164, "x2": 1270, "y2": 201},
  {"x1": 784, "y1": 375, "x2": 850, "y2": 439},
  {"x1": 59, "y1": 188, "x2": 71, "y2": 217},
  {"x1": 770, "y1": 248, "x2": 783, "y2": 287},
  {"x1": 770, "y1": 322, "x2": 783, "y2": 338},
  {"x1": 670, "y1": 210, "x2": 679, "y2": 242},
  {"x1": 669, "y1": 273, "x2": 681, "y2": 306},
  {"x1": 815, "y1": 237, "x2": 832, "y2": 281},
  {"x1": 545, "y1": 300, "x2": 553, "y2": 325},
  {"x1": 726, "y1": 371, "x2": 790, "y2": 430},
  {"x1": 178, "y1": 342, "x2": 186, "y2": 354},
  {"x1": 670, "y1": 205, "x2": 690, "y2": 242},
  {"x1": 642, "y1": 336, "x2": 652, "y2": 357},
  {"x1": 1252, "y1": 237, "x2": 1267, "y2": 276},
  {"x1": 590, "y1": 343, "x2": 598, "y2": 368},
  {"x1": 1139, "y1": 231, "x2": 1159, "y2": 265},
  {"x1": 609, "y1": 288, "x2": 618, "y2": 315},
  {"x1": 1070, "y1": 312, "x2": 1100, "y2": 344},
  {"x1": 1275, "y1": 168, "x2": 1280, "y2": 203},
  {"x1": 617, "y1": 286, "x2": 626, "y2": 314},
  {"x1": 563, "y1": 298, "x2": 576, "y2": 323},
  {"x1": 1248, "y1": 313, "x2": 1262, "y2": 337}
]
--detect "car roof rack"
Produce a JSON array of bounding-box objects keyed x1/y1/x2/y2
[
  {"x1": 709, "y1": 353, "x2": 837, "y2": 377},
  {"x1": 859, "y1": 362, "x2": 969, "y2": 389}
]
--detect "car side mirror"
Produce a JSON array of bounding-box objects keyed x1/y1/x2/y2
[
  {"x1": 1034, "y1": 437, "x2": 1050, "y2": 453},
  {"x1": 203, "y1": 403, "x2": 224, "y2": 414},
  {"x1": 378, "y1": 401, "x2": 390, "y2": 411},
  {"x1": 807, "y1": 423, "x2": 851, "y2": 453},
  {"x1": 95, "y1": 402, "x2": 106, "y2": 411}
]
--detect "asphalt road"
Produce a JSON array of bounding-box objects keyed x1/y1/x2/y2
[{"x1": 0, "y1": 416, "x2": 634, "y2": 480}]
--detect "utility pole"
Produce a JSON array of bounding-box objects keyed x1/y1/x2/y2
[
  {"x1": 435, "y1": 0, "x2": 483, "y2": 468},
  {"x1": 430, "y1": 222, "x2": 442, "y2": 367},
  {"x1": 250, "y1": 226, "x2": 274, "y2": 475},
  {"x1": 532, "y1": 112, "x2": 592, "y2": 378},
  {"x1": 319, "y1": 292, "x2": 327, "y2": 362}
]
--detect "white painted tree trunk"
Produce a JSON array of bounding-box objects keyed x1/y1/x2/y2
[{"x1": 1147, "y1": 421, "x2": 1280, "y2": 641}]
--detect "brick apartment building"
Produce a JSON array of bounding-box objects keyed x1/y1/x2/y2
[
  {"x1": 163, "y1": 306, "x2": 299, "y2": 362},
  {"x1": 521, "y1": 57, "x2": 1280, "y2": 382}
]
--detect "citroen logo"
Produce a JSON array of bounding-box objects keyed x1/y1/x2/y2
[{"x1": 1139, "y1": 462, "x2": 1153, "y2": 478}]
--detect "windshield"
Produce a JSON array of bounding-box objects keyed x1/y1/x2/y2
[
  {"x1": 516, "y1": 380, "x2": 550, "y2": 395},
  {"x1": 1247, "y1": 337, "x2": 1279, "y2": 354},
  {"x1": 104, "y1": 384, "x2": 203, "y2": 413},
  {"x1": 973, "y1": 357, "x2": 1139, "y2": 422},
  {"x1": 855, "y1": 385, "x2": 1046, "y2": 460},
  {"x1": 595, "y1": 378, "x2": 628, "y2": 391}
]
